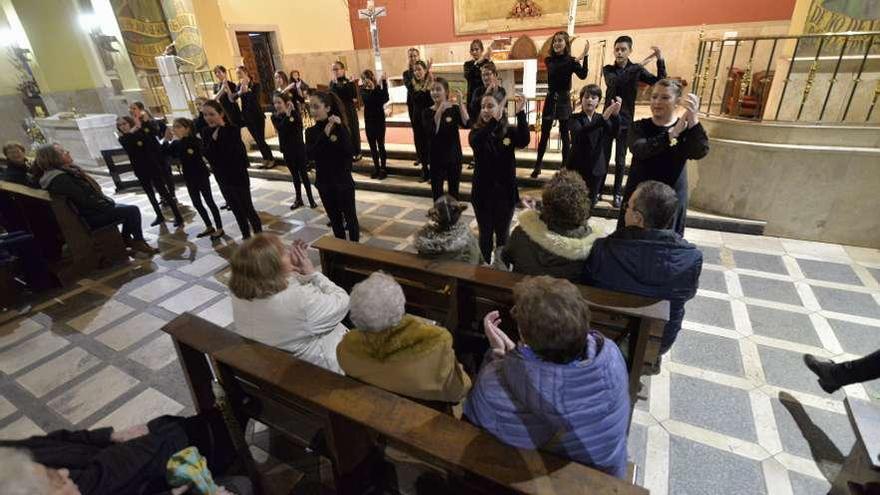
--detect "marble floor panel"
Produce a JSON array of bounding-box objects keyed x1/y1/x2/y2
[{"x1": 1, "y1": 175, "x2": 879, "y2": 494}]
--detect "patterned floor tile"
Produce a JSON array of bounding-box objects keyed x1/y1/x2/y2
[
  {"x1": 797, "y1": 258, "x2": 863, "y2": 286},
  {"x1": 826, "y1": 318, "x2": 880, "y2": 355},
  {"x1": 698, "y1": 269, "x2": 727, "y2": 293},
  {"x1": 684, "y1": 296, "x2": 736, "y2": 330},
  {"x1": 788, "y1": 471, "x2": 832, "y2": 495},
  {"x1": 128, "y1": 275, "x2": 187, "y2": 303},
  {"x1": 197, "y1": 296, "x2": 234, "y2": 328},
  {"x1": 370, "y1": 204, "x2": 406, "y2": 218},
  {"x1": 47, "y1": 365, "x2": 139, "y2": 424},
  {"x1": 158, "y1": 285, "x2": 221, "y2": 314},
  {"x1": 747, "y1": 305, "x2": 822, "y2": 347},
  {"x1": 17, "y1": 347, "x2": 101, "y2": 398},
  {"x1": 698, "y1": 245, "x2": 723, "y2": 265},
  {"x1": 772, "y1": 395, "x2": 854, "y2": 464},
  {"x1": 668, "y1": 435, "x2": 767, "y2": 495},
  {"x1": 0, "y1": 318, "x2": 43, "y2": 348},
  {"x1": 758, "y1": 345, "x2": 845, "y2": 399},
  {"x1": 0, "y1": 396, "x2": 15, "y2": 422},
  {"x1": 733, "y1": 250, "x2": 789, "y2": 275},
  {"x1": 91, "y1": 388, "x2": 184, "y2": 430},
  {"x1": 739, "y1": 274, "x2": 803, "y2": 306},
  {"x1": 374, "y1": 221, "x2": 421, "y2": 239},
  {"x1": 358, "y1": 215, "x2": 389, "y2": 232},
  {"x1": 670, "y1": 330, "x2": 745, "y2": 377},
  {"x1": 287, "y1": 226, "x2": 331, "y2": 244},
  {"x1": 96, "y1": 312, "x2": 167, "y2": 351},
  {"x1": 811, "y1": 286, "x2": 880, "y2": 319},
  {"x1": 0, "y1": 332, "x2": 69, "y2": 374},
  {"x1": 177, "y1": 254, "x2": 229, "y2": 278},
  {"x1": 66, "y1": 300, "x2": 135, "y2": 335},
  {"x1": 0, "y1": 415, "x2": 45, "y2": 439},
  {"x1": 128, "y1": 333, "x2": 178, "y2": 371},
  {"x1": 669, "y1": 374, "x2": 758, "y2": 442}
]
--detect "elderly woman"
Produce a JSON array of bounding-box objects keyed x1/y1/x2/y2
[
  {"x1": 336, "y1": 272, "x2": 471, "y2": 403},
  {"x1": 463, "y1": 276, "x2": 630, "y2": 479},
  {"x1": 229, "y1": 233, "x2": 349, "y2": 374},
  {"x1": 413, "y1": 194, "x2": 482, "y2": 265},
  {"x1": 499, "y1": 170, "x2": 601, "y2": 281}
]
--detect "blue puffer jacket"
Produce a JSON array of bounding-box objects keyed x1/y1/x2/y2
[
  {"x1": 463, "y1": 332, "x2": 630, "y2": 478},
  {"x1": 582, "y1": 227, "x2": 703, "y2": 353}
]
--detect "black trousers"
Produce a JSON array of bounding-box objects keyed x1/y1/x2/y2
[
  {"x1": 137, "y1": 171, "x2": 182, "y2": 223},
  {"x1": 617, "y1": 170, "x2": 688, "y2": 236},
  {"x1": 220, "y1": 183, "x2": 262, "y2": 239},
  {"x1": 185, "y1": 175, "x2": 223, "y2": 230},
  {"x1": 832, "y1": 350, "x2": 880, "y2": 386},
  {"x1": 347, "y1": 106, "x2": 362, "y2": 156},
  {"x1": 473, "y1": 198, "x2": 515, "y2": 263},
  {"x1": 365, "y1": 119, "x2": 387, "y2": 172},
  {"x1": 603, "y1": 127, "x2": 629, "y2": 198},
  {"x1": 246, "y1": 119, "x2": 274, "y2": 162},
  {"x1": 85, "y1": 204, "x2": 144, "y2": 241},
  {"x1": 153, "y1": 157, "x2": 177, "y2": 201},
  {"x1": 535, "y1": 118, "x2": 571, "y2": 168},
  {"x1": 283, "y1": 150, "x2": 315, "y2": 205},
  {"x1": 430, "y1": 161, "x2": 461, "y2": 201},
  {"x1": 319, "y1": 185, "x2": 359, "y2": 241},
  {"x1": 412, "y1": 118, "x2": 431, "y2": 177}
]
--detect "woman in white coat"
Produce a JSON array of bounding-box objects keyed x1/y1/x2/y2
[{"x1": 229, "y1": 233, "x2": 349, "y2": 373}]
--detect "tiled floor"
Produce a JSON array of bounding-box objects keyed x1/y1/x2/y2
[{"x1": 2, "y1": 173, "x2": 880, "y2": 494}]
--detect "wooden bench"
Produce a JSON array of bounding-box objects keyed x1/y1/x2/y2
[
  {"x1": 313, "y1": 236, "x2": 669, "y2": 402},
  {"x1": 164, "y1": 313, "x2": 649, "y2": 495},
  {"x1": 0, "y1": 181, "x2": 127, "y2": 285},
  {"x1": 101, "y1": 148, "x2": 185, "y2": 193}
]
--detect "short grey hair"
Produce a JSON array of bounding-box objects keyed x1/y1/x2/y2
[
  {"x1": 0, "y1": 448, "x2": 50, "y2": 495},
  {"x1": 349, "y1": 272, "x2": 406, "y2": 332}
]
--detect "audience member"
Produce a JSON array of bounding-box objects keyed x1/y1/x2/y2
[
  {"x1": 2, "y1": 142, "x2": 33, "y2": 186},
  {"x1": 229, "y1": 233, "x2": 349, "y2": 373},
  {"x1": 0, "y1": 410, "x2": 250, "y2": 495},
  {"x1": 463, "y1": 276, "x2": 630, "y2": 479},
  {"x1": 803, "y1": 351, "x2": 880, "y2": 394},
  {"x1": 499, "y1": 170, "x2": 600, "y2": 281},
  {"x1": 32, "y1": 144, "x2": 159, "y2": 256},
  {"x1": 583, "y1": 180, "x2": 702, "y2": 366},
  {"x1": 414, "y1": 195, "x2": 481, "y2": 265},
  {"x1": 337, "y1": 272, "x2": 472, "y2": 403}
]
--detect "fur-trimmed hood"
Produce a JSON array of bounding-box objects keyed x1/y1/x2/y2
[
  {"x1": 516, "y1": 209, "x2": 601, "y2": 261},
  {"x1": 344, "y1": 314, "x2": 452, "y2": 362}
]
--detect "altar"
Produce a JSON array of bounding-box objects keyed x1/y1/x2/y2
[{"x1": 36, "y1": 113, "x2": 119, "y2": 167}]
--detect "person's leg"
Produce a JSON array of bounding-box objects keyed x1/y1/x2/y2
[
  {"x1": 185, "y1": 180, "x2": 212, "y2": 228},
  {"x1": 222, "y1": 185, "x2": 250, "y2": 239},
  {"x1": 589, "y1": 173, "x2": 602, "y2": 205},
  {"x1": 472, "y1": 201, "x2": 494, "y2": 263},
  {"x1": 377, "y1": 123, "x2": 388, "y2": 174},
  {"x1": 494, "y1": 200, "x2": 515, "y2": 248},
  {"x1": 532, "y1": 118, "x2": 554, "y2": 176},
  {"x1": 238, "y1": 183, "x2": 262, "y2": 235},
  {"x1": 161, "y1": 160, "x2": 177, "y2": 202},
  {"x1": 198, "y1": 177, "x2": 223, "y2": 230},
  {"x1": 449, "y1": 161, "x2": 462, "y2": 199},
  {"x1": 558, "y1": 118, "x2": 571, "y2": 165},
  {"x1": 138, "y1": 174, "x2": 164, "y2": 221},
  {"x1": 284, "y1": 153, "x2": 304, "y2": 205},
  {"x1": 341, "y1": 187, "x2": 360, "y2": 242},
  {"x1": 297, "y1": 157, "x2": 316, "y2": 207},
  {"x1": 612, "y1": 128, "x2": 628, "y2": 205},
  {"x1": 365, "y1": 124, "x2": 381, "y2": 177},
  {"x1": 672, "y1": 172, "x2": 689, "y2": 236},
  {"x1": 805, "y1": 350, "x2": 880, "y2": 393},
  {"x1": 249, "y1": 120, "x2": 274, "y2": 162},
  {"x1": 349, "y1": 106, "x2": 362, "y2": 157},
  {"x1": 318, "y1": 187, "x2": 346, "y2": 239},
  {"x1": 616, "y1": 180, "x2": 637, "y2": 233},
  {"x1": 154, "y1": 175, "x2": 184, "y2": 226},
  {"x1": 430, "y1": 164, "x2": 445, "y2": 201}
]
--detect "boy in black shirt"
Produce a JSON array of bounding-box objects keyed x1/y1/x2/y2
[{"x1": 602, "y1": 36, "x2": 666, "y2": 207}]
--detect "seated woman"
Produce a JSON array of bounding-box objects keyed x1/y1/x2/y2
[
  {"x1": 413, "y1": 194, "x2": 482, "y2": 265},
  {"x1": 229, "y1": 233, "x2": 349, "y2": 374},
  {"x1": 499, "y1": 170, "x2": 600, "y2": 281},
  {"x1": 463, "y1": 276, "x2": 630, "y2": 479},
  {"x1": 2, "y1": 141, "x2": 33, "y2": 186},
  {"x1": 336, "y1": 272, "x2": 471, "y2": 403},
  {"x1": 31, "y1": 143, "x2": 158, "y2": 256}
]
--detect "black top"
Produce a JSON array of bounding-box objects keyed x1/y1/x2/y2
[
  {"x1": 626, "y1": 118, "x2": 709, "y2": 189},
  {"x1": 160, "y1": 135, "x2": 210, "y2": 181},
  {"x1": 464, "y1": 58, "x2": 489, "y2": 112},
  {"x1": 566, "y1": 112, "x2": 620, "y2": 177},
  {"x1": 602, "y1": 59, "x2": 667, "y2": 127},
  {"x1": 42, "y1": 170, "x2": 115, "y2": 217},
  {"x1": 403, "y1": 68, "x2": 415, "y2": 106},
  {"x1": 213, "y1": 80, "x2": 244, "y2": 126},
  {"x1": 289, "y1": 79, "x2": 310, "y2": 106},
  {"x1": 271, "y1": 110, "x2": 305, "y2": 160},
  {"x1": 422, "y1": 105, "x2": 468, "y2": 165},
  {"x1": 194, "y1": 112, "x2": 209, "y2": 139},
  {"x1": 202, "y1": 124, "x2": 250, "y2": 185},
  {"x1": 469, "y1": 85, "x2": 507, "y2": 120},
  {"x1": 545, "y1": 54, "x2": 589, "y2": 96},
  {"x1": 233, "y1": 81, "x2": 265, "y2": 124},
  {"x1": 305, "y1": 119, "x2": 354, "y2": 189},
  {"x1": 141, "y1": 118, "x2": 166, "y2": 137},
  {"x1": 410, "y1": 87, "x2": 433, "y2": 128},
  {"x1": 469, "y1": 110, "x2": 530, "y2": 203},
  {"x1": 330, "y1": 77, "x2": 359, "y2": 130},
  {"x1": 359, "y1": 80, "x2": 389, "y2": 123},
  {"x1": 2, "y1": 162, "x2": 30, "y2": 185},
  {"x1": 118, "y1": 127, "x2": 163, "y2": 179}
]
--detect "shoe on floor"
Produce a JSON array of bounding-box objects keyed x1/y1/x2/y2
[
  {"x1": 209, "y1": 228, "x2": 225, "y2": 240},
  {"x1": 530, "y1": 168, "x2": 541, "y2": 179},
  {"x1": 196, "y1": 227, "x2": 216, "y2": 238},
  {"x1": 291, "y1": 200, "x2": 305, "y2": 210},
  {"x1": 130, "y1": 240, "x2": 159, "y2": 255},
  {"x1": 150, "y1": 217, "x2": 166, "y2": 227}
]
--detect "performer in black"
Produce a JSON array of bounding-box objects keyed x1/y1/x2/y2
[
  {"x1": 359, "y1": 69, "x2": 390, "y2": 179},
  {"x1": 212, "y1": 65, "x2": 244, "y2": 127},
  {"x1": 272, "y1": 91, "x2": 316, "y2": 210},
  {"x1": 531, "y1": 31, "x2": 589, "y2": 178},
  {"x1": 423, "y1": 77, "x2": 469, "y2": 201},
  {"x1": 603, "y1": 36, "x2": 666, "y2": 207},
  {"x1": 201, "y1": 100, "x2": 263, "y2": 240},
  {"x1": 403, "y1": 47, "x2": 423, "y2": 168},
  {"x1": 116, "y1": 116, "x2": 183, "y2": 228},
  {"x1": 232, "y1": 65, "x2": 274, "y2": 169},
  {"x1": 329, "y1": 61, "x2": 362, "y2": 162},
  {"x1": 306, "y1": 91, "x2": 360, "y2": 242},
  {"x1": 409, "y1": 60, "x2": 434, "y2": 183},
  {"x1": 464, "y1": 39, "x2": 491, "y2": 124},
  {"x1": 566, "y1": 84, "x2": 621, "y2": 207},
  {"x1": 470, "y1": 92, "x2": 529, "y2": 263},
  {"x1": 618, "y1": 80, "x2": 708, "y2": 236},
  {"x1": 129, "y1": 101, "x2": 178, "y2": 206}
]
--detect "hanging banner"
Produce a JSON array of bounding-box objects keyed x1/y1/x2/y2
[
  {"x1": 161, "y1": 0, "x2": 208, "y2": 70},
  {"x1": 110, "y1": 0, "x2": 173, "y2": 72}
]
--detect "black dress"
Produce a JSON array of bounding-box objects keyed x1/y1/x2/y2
[
  {"x1": 469, "y1": 110, "x2": 530, "y2": 262},
  {"x1": 213, "y1": 80, "x2": 244, "y2": 127},
  {"x1": 423, "y1": 104, "x2": 468, "y2": 200},
  {"x1": 271, "y1": 110, "x2": 315, "y2": 206},
  {"x1": 567, "y1": 112, "x2": 619, "y2": 204},
  {"x1": 118, "y1": 128, "x2": 183, "y2": 224},
  {"x1": 619, "y1": 118, "x2": 710, "y2": 235},
  {"x1": 232, "y1": 81, "x2": 274, "y2": 162},
  {"x1": 161, "y1": 135, "x2": 223, "y2": 230},
  {"x1": 203, "y1": 124, "x2": 262, "y2": 238},
  {"x1": 329, "y1": 77, "x2": 362, "y2": 157},
  {"x1": 306, "y1": 119, "x2": 360, "y2": 241},
  {"x1": 535, "y1": 54, "x2": 589, "y2": 169},
  {"x1": 359, "y1": 80, "x2": 390, "y2": 175}
]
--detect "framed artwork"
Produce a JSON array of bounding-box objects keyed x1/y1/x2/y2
[{"x1": 453, "y1": 0, "x2": 607, "y2": 36}]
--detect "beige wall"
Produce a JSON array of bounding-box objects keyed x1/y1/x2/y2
[{"x1": 192, "y1": 0, "x2": 234, "y2": 69}]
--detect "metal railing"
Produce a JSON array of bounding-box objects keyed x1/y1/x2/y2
[
  {"x1": 137, "y1": 70, "x2": 217, "y2": 117},
  {"x1": 692, "y1": 30, "x2": 880, "y2": 124}
]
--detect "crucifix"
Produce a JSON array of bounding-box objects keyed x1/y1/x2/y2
[
  {"x1": 358, "y1": 0, "x2": 387, "y2": 76},
  {"x1": 566, "y1": 0, "x2": 578, "y2": 35}
]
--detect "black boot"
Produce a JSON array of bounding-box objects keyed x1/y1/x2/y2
[
  {"x1": 803, "y1": 354, "x2": 842, "y2": 393},
  {"x1": 530, "y1": 164, "x2": 541, "y2": 179},
  {"x1": 151, "y1": 216, "x2": 166, "y2": 227}
]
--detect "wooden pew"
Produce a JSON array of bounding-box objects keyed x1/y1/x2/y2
[
  {"x1": 831, "y1": 397, "x2": 880, "y2": 494},
  {"x1": 0, "y1": 181, "x2": 127, "y2": 285},
  {"x1": 313, "y1": 236, "x2": 669, "y2": 402},
  {"x1": 101, "y1": 147, "x2": 185, "y2": 193},
  {"x1": 163, "y1": 313, "x2": 649, "y2": 495}
]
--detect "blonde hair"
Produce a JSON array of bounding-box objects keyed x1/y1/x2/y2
[
  {"x1": 229, "y1": 233, "x2": 289, "y2": 300},
  {"x1": 512, "y1": 276, "x2": 590, "y2": 364},
  {"x1": 2, "y1": 141, "x2": 25, "y2": 157}
]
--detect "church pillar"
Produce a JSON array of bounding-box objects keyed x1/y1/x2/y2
[{"x1": 160, "y1": 0, "x2": 208, "y2": 70}]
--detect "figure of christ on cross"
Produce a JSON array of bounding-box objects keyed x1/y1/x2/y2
[{"x1": 358, "y1": 0, "x2": 388, "y2": 77}]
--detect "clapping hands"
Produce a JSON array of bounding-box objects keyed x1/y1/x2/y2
[
  {"x1": 603, "y1": 96, "x2": 622, "y2": 119},
  {"x1": 288, "y1": 240, "x2": 315, "y2": 276},
  {"x1": 483, "y1": 311, "x2": 516, "y2": 358},
  {"x1": 680, "y1": 93, "x2": 700, "y2": 127},
  {"x1": 514, "y1": 93, "x2": 527, "y2": 114}
]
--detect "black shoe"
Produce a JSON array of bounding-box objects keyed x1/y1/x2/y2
[
  {"x1": 379, "y1": 169, "x2": 388, "y2": 180},
  {"x1": 150, "y1": 217, "x2": 166, "y2": 227},
  {"x1": 370, "y1": 170, "x2": 379, "y2": 179},
  {"x1": 326, "y1": 220, "x2": 332, "y2": 227},
  {"x1": 803, "y1": 354, "x2": 841, "y2": 393},
  {"x1": 530, "y1": 167, "x2": 541, "y2": 179},
  {"x1": 413, "y1": 161, "x2": 420, "y2": 167},
  {"x1": 419, "y1": 175, "x2": 429, "y2": 183},
  {"x1": 197, "y1": 227, "x2": 215, "y2": 238},
  {"x1": 612, "y1": 194, "x2": 623, "y2": 208},
  {"x1": 467, "y1": 162, "x2": 475, "y2": 169},
  {"x1": 291, "y1": 199, "x2": 305, "y2": 210},
  {"x1": 308, "y1": 199, "x2": 318, "y2": 209}
]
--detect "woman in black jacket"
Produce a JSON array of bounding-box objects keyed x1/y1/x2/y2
[
  {"x1": 231, "y1": 65, "x2": 274, "y2": 169},
  {"x1": 464, "y1": 39, "x2": 491, "y2": 124},
  {"x1": 359, "y1": 69, "x2": 389, "y2": 179},
  {"x1": 201, "y1": 100, "x2": 263, "y2": 240},
  {"x1": 423, "y1": 77, "x2": 469, "y2": 201},
  {"x1": 469, "y1": 91, "x2": 529, "y2": 263},
  {"x1": 212, "y1": 65, "x2": 244, "y2": 127},
  {"x1": 532, "y1": 31, "x2": 590, "y2": 178},
  {"x1": 329, "y1": 61, "x2": 362, "y2": 162},
  {"x1": 161, "y1": 118, "x2": 224, "y2": 239},
  {"x1": 305, "y1": 91, "x2": 359, "y2": 242},
  {"x1": 116, "y1": 116, "x2": 183, "y2": 227},
  {"x1": 32, "y1": 144, "x2": 158, "y2": 255},
  {"x1": 409, "y1": 60, "x2": 433, "y2": 182},
  {"x1": 619, "y1": 79, "x2": 709, "y2": 236},
  {"x1": 272, "y1": 91, "x2": 316, "y2": 210}
]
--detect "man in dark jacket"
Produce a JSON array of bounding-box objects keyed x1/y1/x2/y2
[{"x1": 582, "y1": 180, "x2": 702, "y2": 364}]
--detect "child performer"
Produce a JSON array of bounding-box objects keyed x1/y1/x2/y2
[
  {"x1": 566, "y1": 84, "x2": 622, "y2": 207},
  {"x1": 359, "y1": 69, "x2": 390, "y2": 180},
  {"x1": 272, "y1": 91, "x2": 317, "y2": 210},
  {"x1": 423, "y1": 77, "x2": 469, "y2": 200}
]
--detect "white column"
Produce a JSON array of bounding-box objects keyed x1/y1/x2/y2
[{"x1": 155, "y1": 55, "x2": 191, "y2": 119}]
